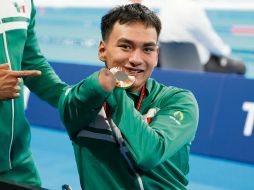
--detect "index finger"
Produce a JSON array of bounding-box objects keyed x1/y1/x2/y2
[{"x1": 11, "y1": 70, "x2": 42, "y2": 77}]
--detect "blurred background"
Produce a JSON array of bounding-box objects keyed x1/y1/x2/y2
[
  {"x1": 28, "y1": 1, "x2": 254, "y2": 190},
  {"x1": 34, "y1": 0, "x2": 254, "y2": 77}
]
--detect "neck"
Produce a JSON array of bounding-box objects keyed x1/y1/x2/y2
[{"x1": 128, "y1": 84, "x2": 144, "y2": 93}]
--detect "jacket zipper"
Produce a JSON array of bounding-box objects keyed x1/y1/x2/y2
[{"x1": 0, "y1": 18, "x2": 15, "y2": 169}]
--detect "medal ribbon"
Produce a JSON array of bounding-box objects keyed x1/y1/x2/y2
[{"x1": 104, "y1": 84, "x2": 146, "y2": 117}]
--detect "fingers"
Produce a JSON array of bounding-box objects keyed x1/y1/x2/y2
[
  {"x1": 0, "y1": 64, "x2": 10, "y2": 70},
  {"x1": 0, "y1": 65, "x2": 42, "y2": 78},
  {"x1": 99, "y1": 68, "x2": 116, "y2": 92},
  {"x1": 0, "y1": 66, "x2": 39, "y2": 100},
  {"x1": 11, "y1": 70, "x2": 42, "y2": 77},
  {"x1": 13, "y1": 85, "x2": 21, "y2": 98},
  {"x1": 0, "y1": 82, "x2": 21, "y2": 100},
  {"x1": 7, "y1": 79, "x2": 21, "y2": 99}
]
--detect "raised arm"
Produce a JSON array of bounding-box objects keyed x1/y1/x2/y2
[
  {"x1": 59, "y1": 68, "x2": 115, "y2": 138},
  {"x1": 107, "y1": 87, "x2": 199, "y2": 170}
]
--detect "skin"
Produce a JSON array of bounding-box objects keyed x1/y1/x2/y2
[
  {"x1": 0, "y1": 63, "x2": 41, "y2": 100},
  {"x1": 98, "y1": 21, "x2": 159, "y2": 92}
]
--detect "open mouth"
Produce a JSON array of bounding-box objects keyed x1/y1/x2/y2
[{"x1": 125, "y1": 68, "x2": 144, "y2": 75}]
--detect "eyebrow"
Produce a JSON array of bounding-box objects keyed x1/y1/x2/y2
[{"x1": 117, "y1": 38, "x2": 157, "y2": 47}]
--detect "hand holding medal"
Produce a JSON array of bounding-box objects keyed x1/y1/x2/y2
[
  {"x1": 109, "y1": 67, "x2": 135, "y2": 88},
  {"x1": 98, "y1": 67, "x2": 135, "y2": 92}
]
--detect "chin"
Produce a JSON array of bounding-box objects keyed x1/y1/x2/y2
[
  {"x1": 128, "y1": 82, "x2": 143, "y2": 92},
  {"x1": 128, "y1": 84, "x2": 138, "y2": 92}
]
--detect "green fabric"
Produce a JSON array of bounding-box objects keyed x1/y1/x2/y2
[
  {"x1": 2, "y1": 17, "x2": 30, "y2": 23},
  {"x1": 60, "y1": 73, "x2": 199, "y2": 190},
  {"x1": 0, "y1": 0, "x2": 67, "y2": 185},
  {"x1": 0, "y1": 153, "x2": 41, "y2": 187},
  {"x1": 59, "y1": 72, "x2": 110, "y2": 138}
]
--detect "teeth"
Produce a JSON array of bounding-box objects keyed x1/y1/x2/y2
[
  {"x1": 109, "y1": 67, "x2": 135, "y2": 88},
  {"x1": 131, "y1": 69, "x2": 143, "y2": 73}
]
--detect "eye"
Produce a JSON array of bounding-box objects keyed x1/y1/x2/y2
[
  {"x1": 143, "y1": 47, "x2": 155, "y2": 54},
  {"x1": 119, "y1": 44, "x2": 132, "y2": 51}
]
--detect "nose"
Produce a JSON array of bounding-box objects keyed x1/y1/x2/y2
[{"x1": 129, "y1": 49, "x2": 143, "y2": 66}]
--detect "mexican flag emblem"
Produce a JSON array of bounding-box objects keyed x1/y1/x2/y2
[{"x1": 13, "y1": 2, "x2": 26, "y2": 13}]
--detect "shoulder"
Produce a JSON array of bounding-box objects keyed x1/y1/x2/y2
[
  {"x1": 148, "y1": 78, "x2": 192, "y2": 95},
  {"x1": 148, "y1": 78, "x2": 197, "y2": 106}
]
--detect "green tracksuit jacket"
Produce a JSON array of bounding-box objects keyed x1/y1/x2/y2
[
  {"x1": 0, "y1": 0, "x2": 66, "y2": 186},
  {"x1": 60, "y1": 72, "x2": 199, "y2": 190}
]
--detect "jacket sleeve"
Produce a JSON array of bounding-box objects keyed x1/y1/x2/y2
[
  {"x1": 22, "y1": 0, "x2": 67, "y2": 107},
  {"x1": 107, "y1": 88, "x2": 199, "y2": 171},
  {"x1": 59, "y1": 72, "x2": 110, "y2": 139}
]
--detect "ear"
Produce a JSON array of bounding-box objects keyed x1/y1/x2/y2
[
  {"x1": 155, "y1": 46, "x2": 159, "y2": 67},
  {"x1": 98, "y1": 41, "x2": 106, "y2": 62}
]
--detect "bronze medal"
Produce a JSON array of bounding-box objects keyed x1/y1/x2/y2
[{"x1": 110, "y1": 67, "x2": 135, "y2": 88}]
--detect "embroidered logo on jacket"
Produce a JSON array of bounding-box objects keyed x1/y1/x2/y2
[
  {"x1": 143, "y1": 108, "x2": 160, "y2": 124},
  {"x1": 173, "y1": 111, "x2": 184, "y2": 121},
  {"x1": 169, "y1": 111, "x2": 184, "y2": 126},
  {"x1": 13, "y1": 2, "x2": 26, "y2": 13}
]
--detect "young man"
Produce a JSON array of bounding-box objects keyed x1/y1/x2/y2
[
  {"x1": 0, "y1": 0, "x2": 67, "y2": 187},
  {"x1": 59, "y1": 4, "x2": 199, "y2": 190}
]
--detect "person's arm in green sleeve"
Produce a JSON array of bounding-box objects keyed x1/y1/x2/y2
[
  {"x1": 22, "y1": 0, "x2": 66, "y2": 107},
  {"x1": 107, "y1": 88, "x2": 199, "y2": 171},
  {"x1": 59, "y1": 70, "x2": 114, "y2": 139}
]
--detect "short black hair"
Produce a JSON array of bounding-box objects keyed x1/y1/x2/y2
[{"x1": 101, "y1": 3, "x2": 161, "y2": 41}]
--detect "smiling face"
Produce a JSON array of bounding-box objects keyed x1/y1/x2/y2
[{"x1": 98, "y1": 21, "x2": 159, "y2": 92}]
